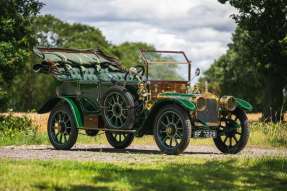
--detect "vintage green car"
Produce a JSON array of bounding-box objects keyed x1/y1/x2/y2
[{"x1": 33, "y1": 48, "x2": 253, "y2": 155}]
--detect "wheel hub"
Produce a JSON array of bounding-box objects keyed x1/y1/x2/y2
[
  {"x1": 112, "y1": 104, "x2": 122, "y2": 117},
  {"x1": 166, "y1": 124, "x2": 176, "y2": 136},
  {"x1": 225, "y1": 120, "x2": 238, "y2": 137},
  {"x1": 225, "y1": 129, "x2": 236, "y2": 137},
  {"x1": 60, "y1": 121, "x2": 66, "y2": 132}
]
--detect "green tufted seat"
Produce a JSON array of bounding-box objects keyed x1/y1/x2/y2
[
  {"x1": 69, "y1": 67, "x2": 82, "y2": 80},
  {"x1": 82, "y1": 67, "x2": 98, "y2": 81}
]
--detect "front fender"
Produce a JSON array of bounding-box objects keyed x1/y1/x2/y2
[
  {"x1": 235, "y1": 98, "x2": 253, "y2": 112},
  {"x1": 152, "y1": 98, "x2": 196, "y2": 112},
  {"x1": 38, "y1": 96, "x2": 83, "y2": 128}
]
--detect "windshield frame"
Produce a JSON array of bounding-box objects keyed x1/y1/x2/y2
[{"x1": 139, "y1": 49, "x2": 191, "y2": 82}]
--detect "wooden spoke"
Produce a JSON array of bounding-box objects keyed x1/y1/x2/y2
[{"x1": 223, "y1": 136, "x2": 228, "y2": 144}]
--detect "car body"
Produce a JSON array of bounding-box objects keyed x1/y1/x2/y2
[{"x1": 33, "y1": 47, "x2": 253, "y2": 155}]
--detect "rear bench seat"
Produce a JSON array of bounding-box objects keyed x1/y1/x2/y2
[
  {"x1": 54, "y1": 65, "x2": 97, "y2": 81},
  {"x1": 82, "y1": 67, "x2": 98, "y2": 81},
  {"x1": 54, "y1": 64, "x2": 125, "y2": 82}
]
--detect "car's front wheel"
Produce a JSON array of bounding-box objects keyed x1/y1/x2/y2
[
  {"x1": 213, "y1": 108, "x2": 249, "y2": 154},
  {"x1": 48, "y1": 102, "x2": 78, "y2": 150},
  {"x1": 153, "y1": 105, "x2": 191, "y2": 155}
]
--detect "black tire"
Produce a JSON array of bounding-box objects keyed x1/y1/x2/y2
[
  {"x1": 105, "y1": 131, "x2": 134, "y2": 149},
  {"x1": 47, "y1": 102, "x2": 78, "y2": 150},
  {"x1": 213, "y1": 108, "x2": 249, "y2": 154},
  {"x1": 153, "y1": 105, "x2": 191, "y2": 155},
  {"x1": 101, "y1": 86, "x2": 135, "y2": 129},
  {"x1": 85, "y1": 129, "x2": 99, "y2": 136}
]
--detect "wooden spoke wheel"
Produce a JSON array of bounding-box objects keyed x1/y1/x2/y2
[
  {"x1": 213, "y1": 108, "x2": 249, "y2": 154},
  {"x1": 154, "y1": 105, "x2": 191, "y2": 155},
  {"x1": 48, "y1": 103, "x2": 78, "y2": 150}
]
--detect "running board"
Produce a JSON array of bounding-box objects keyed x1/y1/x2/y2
[{"x1": 82, "y1": 127, "x2": 136, "y2": 133}]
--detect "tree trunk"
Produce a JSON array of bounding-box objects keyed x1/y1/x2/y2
[{"x1": 262, "y1": 73, "x2": 285, "y2": 122}]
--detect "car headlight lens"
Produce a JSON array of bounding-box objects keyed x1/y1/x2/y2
[
  {"x1": 220, "y1": 96, "x2": 236, "y2": 111},
  {"x1": 195, "y1": 96, "x2": 207, "y2": 111}
]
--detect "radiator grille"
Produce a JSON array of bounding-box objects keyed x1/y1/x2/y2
[{"x1": 196, "y1": 99, "x2": 219, "y2": 126}]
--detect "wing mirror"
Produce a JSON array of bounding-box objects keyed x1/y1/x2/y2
[
  {"x1": 195, "y1": 68, "x2": 200, "y2": 77},
  {"x1": 189, "y1": 67, "x2": 201, "y2": 83}
]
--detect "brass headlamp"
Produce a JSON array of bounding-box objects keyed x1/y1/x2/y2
[
  {"x1": 219, "y1": 96, "x2": 237, "y2": 111},
  {"x1": 194, "y1": 96, "x2": 207, "y2": 111}
]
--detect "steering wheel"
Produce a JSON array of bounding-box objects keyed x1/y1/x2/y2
[{"x1": 124, "y1": 65, "x2": 145, "y2": 81}]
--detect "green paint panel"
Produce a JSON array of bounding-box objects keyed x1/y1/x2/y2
[
  {"x1": 155, "y1": 98, "x2": 196, "y2": 111},
  {"x1": 177, "y1": 99, "x2": 196, "y2": 111},
  {"x1": 235, "y1": 98, "x2": 253, "y2": 112},
  {"x1": 158, "y1": 92, "x2": 197, "y2": 111}
]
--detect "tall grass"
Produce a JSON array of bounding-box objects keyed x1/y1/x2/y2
[
  {"x1": 249, "y1": 122, "x2": 287, "y2": 147},
  {"x1": 0, "y1": 114, "x2": 46, "y2": 146}
]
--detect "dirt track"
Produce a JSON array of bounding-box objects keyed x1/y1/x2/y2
[{"x1": 0, "y1": 144, "x2": 286, "y2": 162}]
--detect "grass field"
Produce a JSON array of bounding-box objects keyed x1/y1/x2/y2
[{"x1": 0, "y1": 157, "x2": 286, "y2": 191}]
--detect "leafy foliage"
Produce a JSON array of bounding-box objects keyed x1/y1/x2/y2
[
  {"x1": 111, "y1": 42, "x2": 154, "y2": 68},
  {"x1": 34, "y1": 15, "x2": 110, "y2": 49},
  {"x1": 0, "y1": 0, "x2": 43, "y2": 88},
  {"x1": 200, "y1": 27, "x2": 263, "y2": 110},
  {"x1": 202, "y1": 0, "x2": 287, "y2": 120}
]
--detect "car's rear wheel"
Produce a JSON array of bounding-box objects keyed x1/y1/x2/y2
[
  {"x1": 213, "y1": 108, "x2": 249, "y2": 154},
  {"x1": 153, "y1": 105, "x2": 191, "y2": 155},
  {"x1": 105, "y1": 131, "x2": 134, "y2": 149},
  {"x1": 48, "y1": 102, "x2": 78, "y2": 150}
]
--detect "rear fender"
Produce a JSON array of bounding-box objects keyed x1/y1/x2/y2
[{"x1": 38, "y1": 96, "x2": 83, "y2": 128}]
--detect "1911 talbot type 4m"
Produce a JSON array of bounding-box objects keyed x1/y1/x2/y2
[{"x1": 33, "y1": 48, "x2": 253, "y2": 155}]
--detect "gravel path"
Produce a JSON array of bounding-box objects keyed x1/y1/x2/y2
[{"x1": 0, "y1": 144, "x2": 286, "y2": 162}]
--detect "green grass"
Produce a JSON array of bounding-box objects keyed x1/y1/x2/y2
[
  {"x1": 0, "y1": 157, "x2": 286, "y2": 191},
  {"x1": 0, "y1": 131, "x2": 47, "y2": 146},
  {"x1": 1, "y1": 122, "x2": 287, "y2": 148},
  {"x1": 249, "y1": 122, "x2": 287, "y2": 147}
]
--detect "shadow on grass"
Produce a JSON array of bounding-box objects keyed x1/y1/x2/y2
[
  {"x1": 34, "y1": 184, "x2": 110, "y2": 191},
  {"x1": 33, "y1": 158, "x2": 286, "y2": 191}
]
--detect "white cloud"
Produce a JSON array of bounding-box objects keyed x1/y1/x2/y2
[{"x1": 40, "y1": 0, "x2": 236, "y2": 72}]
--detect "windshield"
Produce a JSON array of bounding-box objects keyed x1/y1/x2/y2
[{"x1": 141, "y1": 50, "x2": 190, "y2": 81}]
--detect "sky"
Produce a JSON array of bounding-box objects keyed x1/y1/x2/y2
[{"x1": 40, "y1": 0, "x2": 237, "y2": 73}]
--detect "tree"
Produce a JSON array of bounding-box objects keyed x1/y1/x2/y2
[
  {"x1": 200, "y1": 27, "x2": 263, "y2": 110},
  {"x1": 0, "y1": 0, "x2": 43, "y2": 110},
  {"x1": 34, "y1": 15, "x2": 110, "y2": 49},
  {"x1": 218, "y1": 0, "x2": 287, "y2": 121},
  {"x1": 111, "y1": 42, "x2": 154, "y2": 68}
]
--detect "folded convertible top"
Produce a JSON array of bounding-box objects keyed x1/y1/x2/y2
[{"x1": 34, "y1": 47, "x2": 121, "y2": 67}]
